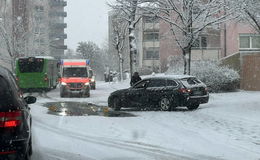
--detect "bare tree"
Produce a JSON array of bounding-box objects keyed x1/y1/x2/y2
[
  {"x1": 0, "y1": 0, "x2": 30, "y2": 71},
  {"x1": 109, "y1": 0, "x2": 144, "y2": 77},
  {"x1": 76, "y1": 41, "x2": 107, "y2": 77},
  {"x1": 142, "y1": 0, "x2": 235, "y2": 75},
  {"x1": 111, "y1": 10, "x2": 128, "y2": 81},
  {"x1": 236, "y1": 0, "x2": 260, "y2": 32}
]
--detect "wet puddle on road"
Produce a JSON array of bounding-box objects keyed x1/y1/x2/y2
[{"x1": 44, "y1": 102, "x2": 136, "y2": 117}]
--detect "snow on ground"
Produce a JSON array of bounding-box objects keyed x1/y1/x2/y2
[{"x1": 29, "y1": 80, "x2": 260, "y2": 160}]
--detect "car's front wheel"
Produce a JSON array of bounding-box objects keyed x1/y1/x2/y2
[
  {"x1": 111, "y1": 97, "x2": 121, "y2": 111},
  {"x1": 187, "y1": 104, "x2": 200, "y2": 110},
  {"x1": 159, "y1": 97, "x2": 172, "y2": 111}
]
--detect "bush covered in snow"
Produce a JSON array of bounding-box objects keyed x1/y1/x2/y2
[{"x1": 166, "y1": 59, "x2": 240, "y2": 92}]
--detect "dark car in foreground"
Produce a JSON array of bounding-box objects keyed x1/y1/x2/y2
[
  {"x1": 108, "y1": 75, "x2": 209, "y2": 111},
  {"x1": 0, "y1": 66, "x2": 36, "y2": 160}
]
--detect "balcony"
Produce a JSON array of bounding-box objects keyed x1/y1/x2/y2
[
  {"x1": 50, "y1": 33, "x2": 67, "y2": 39},
  {"x1": 51, "y1": 23, "x2": 67, "y2": 28},
  {"x1": 50, "y1": 1, "x2": 67, "y2": 7},
  {"x1": 50, "y1": 44, "x2": 67, "y2": 50},
  {"x1": 49, "y1": 11, "x2": 67, "y2": 17}
]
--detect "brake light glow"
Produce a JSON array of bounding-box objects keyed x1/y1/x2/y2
[
  {"x1": 179, "y1": 88, "x2": 191, "y2": 93},
  {"x1": 44, "y1": 74, "x2": 48, "y2": 81},
  {"x1": 0, "y1": 151, "x2": 17, "y2": 155},
  {"x1": 0, "y1": 111, "x2": 22, "y2": 128}
]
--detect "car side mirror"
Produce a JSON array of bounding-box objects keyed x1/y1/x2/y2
[{"x1": 24, "y1": 96, "x2": 37, "y2": 104}]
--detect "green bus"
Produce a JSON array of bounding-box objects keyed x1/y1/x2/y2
[{"x1": 15, "y1": 56, "x2": 59, "y2": 92}]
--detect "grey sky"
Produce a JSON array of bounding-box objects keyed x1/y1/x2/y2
[{"x1": 65, "y1": 0, "x2": 110, "y2": 50}]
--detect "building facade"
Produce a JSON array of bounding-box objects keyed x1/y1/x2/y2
[
  {"x1": 48, "y1": 0, "x2": 67, "y2": 59},
  {"x1": 221, "y1": 21, "x2": 260, "y2": 56},
  {"x1": 136, "y1": 15, "x2": 160, "y2": 73}
]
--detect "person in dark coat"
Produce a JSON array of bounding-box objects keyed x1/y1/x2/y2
[{"x1": 130, "y1": 72, "x2": 142, "y2": 86}]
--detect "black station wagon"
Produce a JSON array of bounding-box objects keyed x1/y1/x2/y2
[
  {"x1": 0, "y1": 66, "x2": 36, "y2": 160},
  {"x1": 108, "y1": 75, "x2": 209, "y2": 111}
]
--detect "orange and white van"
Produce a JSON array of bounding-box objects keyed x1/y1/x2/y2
[{"x1": 59, "y1": 59, "x2": 91, "y2": 97}]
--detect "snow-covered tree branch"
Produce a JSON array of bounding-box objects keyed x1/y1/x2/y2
[
  {"x1": 111, "y1": 10, "x2": 128, "y2": 81},
  {"x1": 142, "y1": 0, "x2": 236, "y2": 75},
  {"x1": 235, "y1": 0, "x2": 260, "y2": 32},
  {"x1": 109, "y1": 0, "x2": 146, "y2": 76},
  {"x1": 0, "y1": 0, "x2": 30, "y2": 71}
]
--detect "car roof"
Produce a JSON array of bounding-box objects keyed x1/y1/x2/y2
[{"x1": 143, "y1": 74, "x2": 195, "y2": 80}]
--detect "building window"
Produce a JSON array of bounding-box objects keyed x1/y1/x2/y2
[
  {"x1": 192, "y1": 36, "x2": 208, "y2": 49},
  {"x1": 144, "y1": 47, "x2": 159, "y2": 60},
  {"x1": 143, "y1": 32, "x2": 159, "y2": 42},
  {"x1": 35, "y1": 6, "x2": 44, "y2": 12},
  {"x1": 240, "y1": 34, "x2": 260, "y2": 49},
  {"x1": 143, "y1": 16, "x2": 159, "y2": 23}
]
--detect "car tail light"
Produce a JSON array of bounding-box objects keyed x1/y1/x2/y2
[
  {"x1": 0, "y1": 111, "x2": 22, "y2": 128},
  {"x1": 179, "y1": 88, "x2": 191, "y2": 93},
  {"x1": 0, "y1": 151, "x2": 17, "y2": 155}
]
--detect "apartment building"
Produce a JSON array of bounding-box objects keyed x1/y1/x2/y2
[
  {"x1": 108, "y1": 11, "x2": 161, "y2": 74},
  {"x1": 136, "y1": 15, "x2": 160, "y2": 73},
  {"x1": 48, "y1": 0, "x2": 67, "y2": 59},
  {"x1": 29, "y1": 0, "x2": 50, "y2": 56},
  {"x1": 222, "y1": 21, "x2": 260, "y2": 56}
]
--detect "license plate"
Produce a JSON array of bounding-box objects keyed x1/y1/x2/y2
[{"x1": 193, "y1": 91, "x2": 202, "y2": 95}]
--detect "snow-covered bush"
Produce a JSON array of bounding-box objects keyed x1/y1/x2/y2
[{"x1": 166, "y1": 60, "x2": 240, "y2": 92}]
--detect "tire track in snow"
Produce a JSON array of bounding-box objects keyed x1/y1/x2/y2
[{"x1": 32, "y1": 117, "x2": 220, "y2": 160}]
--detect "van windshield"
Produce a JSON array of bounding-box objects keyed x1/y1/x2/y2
[{"x1": 63, "y1": 67, "x2": 88, "y2": 77}]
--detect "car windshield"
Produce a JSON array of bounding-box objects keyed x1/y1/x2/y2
[
  {"x1": 1, "y1": 0, "x2": 259, "y2": 159},
  {"x1": 63, "y1": 67, "x2": 88, "y2": 77}
]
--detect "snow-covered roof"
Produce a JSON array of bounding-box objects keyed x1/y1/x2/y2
[
  {"x1": 143, "y1": 74, "x2": 195, "y2": 80},
  {"x1": 34, "y1": 56, "x2": 56, "y2": 60},
  {"x1": 18, "y1": 56, "x2": 56, "y2": 60}
]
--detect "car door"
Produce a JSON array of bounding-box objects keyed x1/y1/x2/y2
[
  {"x1": 126, "y1": 79, "x2": 150, "y2": 107},
  {"x1": 146, "y1": 79, "x2": 167, "y2": 105}
]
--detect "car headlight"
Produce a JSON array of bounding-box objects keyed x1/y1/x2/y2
[
  {"x1": 85, "y1": 82, "x2": 90, "y2": 86},
  {"x1": 61, "y1": 82, "x2": 67, "y2": 85}
]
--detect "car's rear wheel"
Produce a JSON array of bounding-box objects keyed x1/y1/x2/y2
[
  {"x1": 159, "y1": 97, "x2": 172, "y2": 111},
  {"x1": 60, "y1": 90, "x2": 66, "y2": 98},
  {"x1": 187, "y1": 104, "x2": 200, "y2": 110},
  {"x1": 111, "y1": 97, "x2": 121, "y2": 111}
]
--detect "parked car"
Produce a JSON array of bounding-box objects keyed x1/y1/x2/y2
[
  {"x1": 108, "y1": 75, "x2": 209, "y2": 111},
  {"x1": 89, "y1": 69, "x2": 96, "y2": 90},
  {"x1": 0, "y1": 66, "x2": 36, "y2": 160}
]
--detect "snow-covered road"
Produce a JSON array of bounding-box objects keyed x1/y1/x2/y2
[{"x1": 29, "y1": 81, "x2": 260, "y2": 160}]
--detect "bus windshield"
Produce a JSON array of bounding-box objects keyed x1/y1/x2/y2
[
  {"x1": 18, "y1": 58, "x2": 44, "y2": 73},
  {"x1": 63, "y1": 67, "x2": 88, "y2": 77}
]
